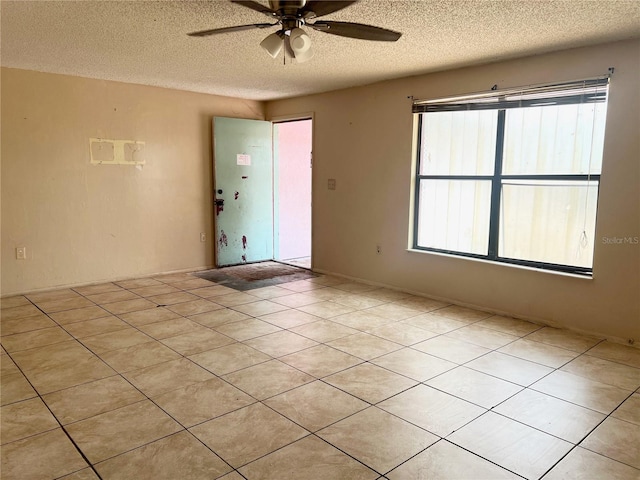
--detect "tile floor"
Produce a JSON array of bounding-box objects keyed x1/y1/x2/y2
[{"x1": 1, "y1": 271, "x2": 639, "y2": 480}]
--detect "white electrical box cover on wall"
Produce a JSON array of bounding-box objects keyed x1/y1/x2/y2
[{"x1": 90, "y1": 138, "x2": 145, "y2": 165}]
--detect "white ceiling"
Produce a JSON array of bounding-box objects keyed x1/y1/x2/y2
[{"x1": 2, "y1": 1, "x2": 639, "y2": 101}]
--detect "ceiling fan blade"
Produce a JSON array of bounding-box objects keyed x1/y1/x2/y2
[
  {"x1": 309, "y1": 21, "x2": 401, "y2": 41},
  {"x1": 230, "y1": 0, "x2": 276, "y2": 16},
  {"x1": 188, "y1": 23, "x2": 275, "y2": 37},
  {"x1": 300, "y1": 1, "x2": 357, "y2": 19}
]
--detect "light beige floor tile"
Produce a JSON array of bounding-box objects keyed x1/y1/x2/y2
[
  {"x1": 249, "y1": 285, "x2": 297, "y2": 299},
  {"x1": 364, "y1": 303, "x2": 422, "y2": 321},
  {"x1": 371, "y1": 348, "x2": 456, "y2": 382},
  {"x1": 118, "y1": 307, "x2": 181, "y2": 327},
  {"x1": 80, "y1": 327, "x2": 153, "y2": 354},
  {"x1": 412, "y1": 336, "x2": 491, "y2": 364},
  {"x1": 214, "y1": 292, "x2": 261, "y2": 307},
  {"x1": 391, "y1": 296, "x2": 450, "y2": 312},
  {"x1": 475, "y1": 315, "x2": 542, "y2": 336},
  {"x1": 222, "y1": 359, "x2": 314, "y2": 400},
  {"x1": 0, "y1": 428, "x2": 88, "y2": 480},
  {"x1": 218, "y1": 471, "x2": 245, "y2": 480},
  {"x1": 11, "y1": 340, "x2": 95, "y2": 373},
  {"x1": 188, "y1": 308, "x2": 250, "y2": 328},
  {"x1": 1, "y1": 296, "x2": 31, "y2": 309},
  {"x1": 561, "y1": 354, "x2": 640, "y2": 390},
  {"x1": 169, "y1": 278, "x2": 216, "y2": 290},
  {"x1": 271, "y1": 292, "x2": 325, "y2": 308},
  {"x1": 86, "y1": 290, "x2": 140, "y2": 305},
  {"x1": 298, "y1": 301, "x2": 355, "y2": 319},
  {"x1": 581, "y1": 416, "x2": 640, "y2": 468},
  {"x1": 100, "y1": 341, "x2": 181, "y2": 372},
  {"x1": 138, "y1": 318, "x2": 204, "y2": 339},
  {"x1": 152, "y1": 377, "x2": 255, "y2": 427},
  {"x1": 244, "y1": 330, "x2": 318, "y2": 357},
  {"x1": 494, "y1": 388, "x2": 605, "y2": 443},
  {"x1": 445, "y1": 324, "x2": 519, "y2": 349},
  {"x1": 526, "y1": 327, "x2": 602, "y2": 353},
  {"x1": 238, "y1": 434, "x2": 378, "y2": 480},
  {"x1": 62, "y1": 316, "x2": 129, "y2": 338},
  {"x1": 544, "y1": 446, "x2": 640, "y2": 480},
  {"x1": 612, "y1": 393, "x2": 640, "y2": 425},
  {"x1": 378, "y1": 384, "x2": 485, "y2": 436},
  {"x1": 25, "y1": 356, "x2": 116, "y2": 394},
  {"x1": 402, "y1": 313, "x2": 468, "y2": 334},
  {"x1": 366, "y1": 323, "x2": 439, "y2": 346},
  {"x1": 432, "y1": 305, "x2": 492, "y2": 323},
  {"x1": 73, "y1": 283, "x2": 123, "y2": 295},
  {"x1": 0, "y1": 372, "x2": 37, "y2": 406},
  {"x1": 259, "y1": 309, "x2": 321, "y2": 329},
  {"x1": 59, "y1": 467, "x2": 101, "y2": 479},
  {"x1": 190, "y1": 403, "x2": 308, "y2": 468},
  {"x1": 449, "y1": 412, "x2": 572, "y2": 480},
  {"x1": 36, "y1": 297, "x2": 104, "y2": 314},
  {"x1": 189, "y1": 343, "x2": 271, "y2": 375},
  {"x1": 587, "y1": 341, "x2": 640, "y2": 369},
  {"x1": 318, "y1": 407, "x2": 438, "y2": 473},
  {"x1": 1, "y1": 326, "x2": 72, "y2": 352},
  {"x1": 153, "y1": 273, "x2": 193, "y2": 283},
  {"x1": 531, "y1": 370, "x2": 632, "y2": 414},
  {"x1": 280, "y1": 344, "x2": 363, "y2": 378},
  {"x1": 123, "y1": 358, "x2": 215, "y2": 397},
  {"x1": 331, "y1": 310, "x2": 396, "y2": 331},
  {"x1": 147, "y1": 291, "x2": 201, "y2": 306},
  {"x1": 290, "y1": 319, "x2": 359, "y2": 342},
  {"x1": 160, "y1": 327, "x2": 235, "y2": 355},
  {"x1": 102, "y1": 298, "x2": 158, "y2": 315},
  {"x1": 324, "y1": 363, "x2": 418, "y2": 403},
  {"x1": 49, "y1": 305, "x2": 111, "y2": 325},
  {"x1": 330, "y1": 294, "x2": 387, "y2": 310},
  {"x1": 361, "y1": 288, "x2": 413, "y2": 302},
  {"x1": 499, "y1": 338, "x2": 579, "y2": 368},
  {"x1": 95, "y1": 430, "x2": 231, "y2": 480},
  {"x1": 465, "y1": 351, "x2": 553, "y2": 386},
  {"x1": 165, "y1": 298, "x2": 224, "y2": 316},
  {"x1": 115, "y1": 278, "x2": 164, "y2": 289},
  {"x1": 129, "y1": 284, "x2": 181, "y2": 298},
  {"x1": 333, "y1": 282, "x2": 379, "y2": 294},
  {"x1": 280, "y1": 279, "x2": 327, "y2": 293},
  {"x1": 0, "y1": 314, "x2": 57, "y2": 335},
  {"x1": 426, "y1": 366, "x2": 522, "y2": 408},
  {"x1": 302, "y1": 286, "x2": 349, "y2": 301},
  {"x1": 0, "y1": 352, "x2": 18, "y2": 375},
  {"x1": 66, "y1": 400, "x2": 182, "y2": 463},
  {"x1": 387, "y1": 440, "x2": 521, "y2": 480},
  {"x1": 327, "y1": 332, "x2": 403, "y2": 360},
  {"x1": 1, "y1": 397, "x2": 59, "y2": 445},
  {"x1": 265, "y1": 381, "x2": 369, "y2": 432},
  {"x1": 26, "y1": 289, "x2": 80, "y2": 304},
  {"x1": 0, "y1": 303, "x2": 46, "y2": 321},
  {"x1": 213, "y1": 318, "x2": 282, "y2": 341},
  {"x1": 42, "y1": 375, "x2": 145, "y2": 424}
]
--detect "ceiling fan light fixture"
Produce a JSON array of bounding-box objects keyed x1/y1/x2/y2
[
  {"x1": 289, "y1": 27, "x2": 313, "y2": 62},
  {"x1": 260, "y1": 31, "x2": 284, "y2": 58}
]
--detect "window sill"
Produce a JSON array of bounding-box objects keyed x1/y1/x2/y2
[{"x1": 406, "y1": 248, "x2": 594, "y2": 280}]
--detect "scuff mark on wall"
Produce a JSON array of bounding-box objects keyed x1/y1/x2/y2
[
  {"x1": 219, "y1": 230, "x2": 228, "y2": 248},
  {"x1": 215, "y1": 201, "x2": 224, "y2": 216},
  {"x1": 241, "y1": 254, "x2": 247, "y2": 263},
  {"x1": 242, "y1": 235, "x2": 247, "y2": 250},
  {"x1": 241, "y1": 176, "x2": 248, "y2": 179},
  {"x1": 235, "y1": 191, "x2": 239, "y2": 200}
]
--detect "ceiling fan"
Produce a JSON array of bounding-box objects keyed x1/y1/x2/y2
[{"x1": 188, "y1": 0, "x2": 402, "y2": 63}]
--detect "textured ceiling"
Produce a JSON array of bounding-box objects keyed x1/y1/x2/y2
[{"x1": 1, "y1": 1, "x2": 639, "y2": 101}]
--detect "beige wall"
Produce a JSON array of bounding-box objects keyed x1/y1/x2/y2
[
  {"x1": 266, "y1": 39, "x2": 640, "y2": 342},
  {"x1": 1, "y1": 68, "x2": 264, "y2": 295}
]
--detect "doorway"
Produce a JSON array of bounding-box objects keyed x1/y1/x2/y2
[{"x1": 273, "y1": 119, "x2": 312, "y2": 269}]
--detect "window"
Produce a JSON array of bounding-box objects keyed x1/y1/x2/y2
[{"x1": 412, "y1": 77, "x2": 609, "y2": 275}]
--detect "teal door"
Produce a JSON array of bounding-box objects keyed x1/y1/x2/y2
[{"x1": 213, "y1": 117, "x2": 273, "y2": 267}]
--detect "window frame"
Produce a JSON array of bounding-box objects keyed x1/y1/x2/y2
[{"x1": 412, "y1": 78, "x2": 609, "y2": 276}]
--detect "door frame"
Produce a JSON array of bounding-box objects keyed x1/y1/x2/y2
[{"x1": 270, "y1": 113, "x2": 314, "y2": 270}]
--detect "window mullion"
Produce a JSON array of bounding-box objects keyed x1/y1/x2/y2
[{"x1": 488, "y1": 109, "x2": 506, "y2": 258}]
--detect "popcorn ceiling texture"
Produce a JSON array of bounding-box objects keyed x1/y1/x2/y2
[{"x1": 1, "y1": 0, "x2": 639, "y2": 100}]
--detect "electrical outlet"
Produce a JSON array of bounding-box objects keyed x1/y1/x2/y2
[
  {"x1": 16, "y1": 247, "x2": 26, "y2": 260},
  {"x1": 376, "y1": 245, "x2": 382, "y2": 255},
  {"x1": 200, "y1": 233, "x2": 206, "y2": 242}
]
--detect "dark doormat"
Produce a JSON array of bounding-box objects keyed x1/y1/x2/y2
[{"x1": 193, "y1": 261, "x2": 317, "y2": 291}]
